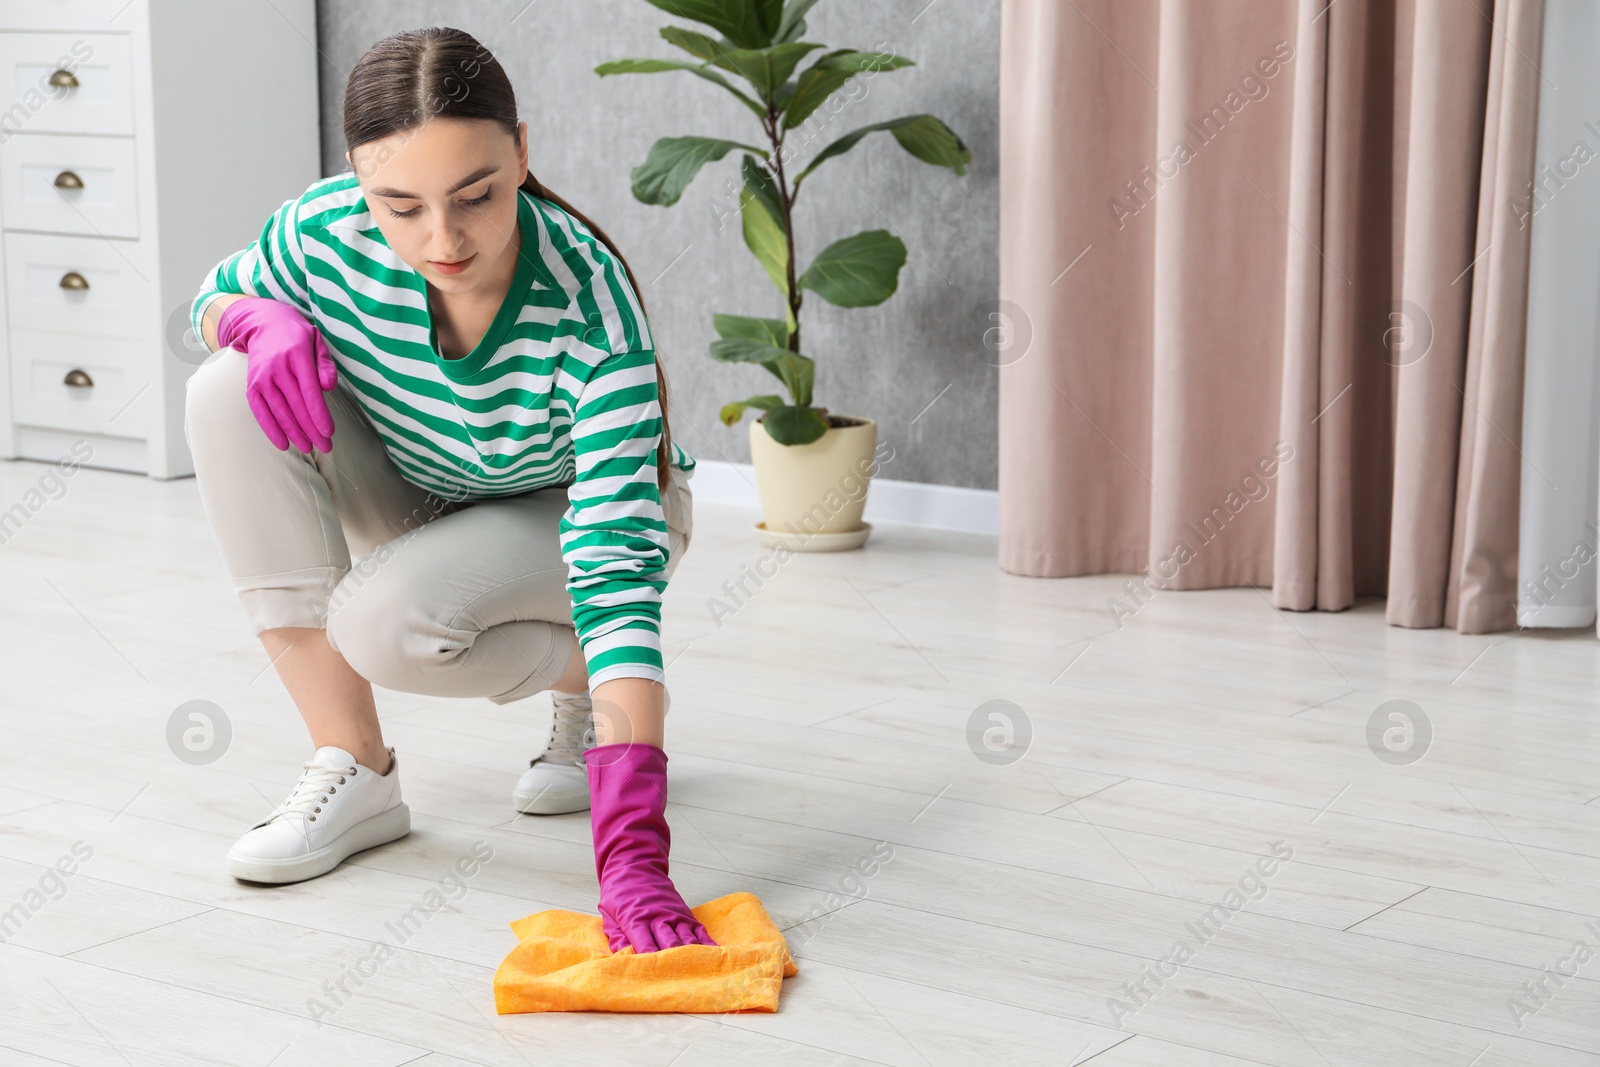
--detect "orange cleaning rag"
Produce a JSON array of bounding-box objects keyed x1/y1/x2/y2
[{"x1": 493, "y1": 891, "x2": 799, "y2": 1013}]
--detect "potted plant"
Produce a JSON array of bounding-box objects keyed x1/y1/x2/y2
[{"x1": 597, "y1": 0, "x2": 970, "y2": 551}]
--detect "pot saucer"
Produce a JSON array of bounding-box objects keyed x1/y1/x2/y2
[{"x1": 753, "y1": 520, "x2": 872, "y2": 552}]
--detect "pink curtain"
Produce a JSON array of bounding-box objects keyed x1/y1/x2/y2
[{"x1": 998, "y1": 0, "x2": 1544, "y2": 633}]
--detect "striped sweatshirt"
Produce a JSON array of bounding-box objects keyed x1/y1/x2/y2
[{"x1": 191, "y1": 170, "x2": 694, "y2": 689}]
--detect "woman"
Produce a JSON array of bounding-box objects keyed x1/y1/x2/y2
[{"x1": 183, "y1": 25, "x2": 715, "y2": 954}]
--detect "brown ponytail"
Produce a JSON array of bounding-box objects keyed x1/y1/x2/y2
[{"x1": 344, "y1": 26, "x2": 674, "y2": 496}]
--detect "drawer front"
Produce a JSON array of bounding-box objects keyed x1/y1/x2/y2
[
  {"x1": 9, "y1": 326, "x2": 148, "y2": 436},
  {"x1": 0, "y1": 132, "x2": 139, "y2": 238},
  {"x1": 0, "y1": 2, "x2": 137, "y2": 32},
  {"x1": 4, "y1": 231, "x2": 152, "y2": 340},
  {"x1": 0, "y1": 33, "x2": 133, "y2": 136}
]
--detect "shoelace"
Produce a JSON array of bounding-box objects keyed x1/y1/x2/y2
[
  {"x1": 267, "y1": 761, "x2": 356, "y2": 825},
  {"x1": 535, "y1": 692, "x2": 595, "y2": 766}
]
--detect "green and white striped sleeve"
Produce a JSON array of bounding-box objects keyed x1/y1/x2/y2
[
  {"x1": 190, "y1": 192, "x2": 314, "y2": 340},
  {"x1": 559, "y1": 345, "x2": 673, "y2": 689}
]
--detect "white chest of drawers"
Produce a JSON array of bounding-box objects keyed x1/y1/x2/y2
[{"x1": 0, "y1": 0, "x2": 322, "y2": 478}]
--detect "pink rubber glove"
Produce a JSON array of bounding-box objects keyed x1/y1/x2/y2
[
  {"x1": 585, "y1": 742, "x2": 717, "y2": 953},
  {"x1": 216, "y1": 296, "x2": 338, "y2": 453}
]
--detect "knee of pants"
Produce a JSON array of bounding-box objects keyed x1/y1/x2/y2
[
  {"x1": 665, "y1": 525, "x2": 690, "y2": 579},
  {"x1": 323, "y1": 571, "x2": 460, "y2": 690},
  {"x1": 183, "y1": 345, "x2": 250, "y2": 451},
  {"x1": 663, "y1": 476, "x2": 693, "y2": 577},
  {"x1": 325, "y1": 580, "x2": 411, "y2": 682}
]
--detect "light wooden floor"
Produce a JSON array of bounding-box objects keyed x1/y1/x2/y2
[{"x1": 2, "y1": 457, "x2": 1598, "y2": 1067}]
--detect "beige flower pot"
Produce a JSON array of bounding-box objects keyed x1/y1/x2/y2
[{"x1": 748, "y1": 414, "x2": 877, "y2": 551}]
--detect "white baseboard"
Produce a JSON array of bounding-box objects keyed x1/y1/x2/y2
[
  {"x1": 687, "y1": 459, "x2": 999, "y2": 536},
  {"x1": 1518, "y1": 602, "x2": 1599, "y2": 629}
]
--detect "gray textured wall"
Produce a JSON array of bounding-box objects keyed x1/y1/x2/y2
[{"x1": 313, "y1": 1, "x2": 999, "y2": 491}]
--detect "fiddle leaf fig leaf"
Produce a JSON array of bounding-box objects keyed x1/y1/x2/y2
[
  {"x1": 775, "y1": 0, "x2": 824, "y2": 44},
  {"x1": 762, "y1": 404, "x2": 831, "y2": 445},
  {"x1": 629, "y1": 136, "x2": 768, "y2": 206},
  {"x1": 740, "y1": 157, "x2": 790, "y2": 296},
  {"x1": 784, "y1": 49, "x2": 915, "y2": 130},
  {"x1": 708, "y1": 325, "x2": 813, "y2": 405},
  {"x1": 707, "y1": 333, "x2": 793, "y2": 391},
  {"x1": 721, "y1": 41, "x2": 826, "y2": 100},
  {"x1": 658, "y1": 26, "x2": 740, "y2": 70},
  {"x1": 783, "y1": 350, "x2": 815, "y2": 407},
  {"x1": 753, "y1": 0, "x2": 786, "y2": 40},
  {"x1": 795, "y1": 114, "x2": 971, "y2": 185},
  {"x1": 595, "y1": 57, "x2": 765, "y2": 117},
  {"x1": 741, "y1": 153, "x2": 783, "y2": 221},
  {"x1": 713, "y1": 312, "x2": 790, "y2": 349},
  {"x1": 720, "y1": 393, "x2": 785, "y2": 425},
  {"x1": 644, "y1": 0, "x2": 774, "y2": 48},
  {"x1": 774, "y1": 78, "x2": 799, "y2": 112},
  {"x1": 798, "y1": 230, "x2": 907, "y2": 307},
  {"x1": 708, "y1": 335, "x2": 792, "y2": 366}
]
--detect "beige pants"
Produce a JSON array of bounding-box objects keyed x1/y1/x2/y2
[{"x1": 182, "y1": 345, "x2": 692, "y2": 704}]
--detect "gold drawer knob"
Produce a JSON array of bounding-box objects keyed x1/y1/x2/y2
[
  {"x1": 54, "y1": 170, "x2": 84, "y2": 190},
  {"x1": 59, "y1": 271, "x2": 89, "y2": 290},
  {"x1": 48, "y1": 70, "x2": 79, "y2": 89},
  {"x1": 63, "y1": 369, "x2": 94, "y2": 388}
]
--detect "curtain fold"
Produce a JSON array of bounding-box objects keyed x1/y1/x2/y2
[
  {"x1": 1517, "y1": 0, "x2": 1600, "y2": 631},
  {"x1": 1273, "y1": 0, "x2": 1329, "y2": 610},
  {"x1": 997, "y1": 0, "x2": 1157, "y2": 578},
  {"x1": 1146, "y1": 0, "x2": 1298, "y2": 589},
  {"x1": 1385, "y1": 0, "x2": 1488, "y2": 628},
  {"x1": 999, "y1": 0, "x2": 1547, "y2": 636},
  {"x1": 1445, "y1": 0, "x2": 1544, "y2": 632},
  {"x1": 1284, "y1": 0, "x2": 1402, "y2": 616}
]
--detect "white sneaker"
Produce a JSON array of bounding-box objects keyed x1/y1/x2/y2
[
  {"x1": 227, "y1": 745, "x2": 409, "y2": 884},
  {"x1": 513, "y1": 690, "x2": 595, "y2": 815}
]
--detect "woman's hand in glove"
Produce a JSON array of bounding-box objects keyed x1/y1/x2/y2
[
  {"x1": 216, "y1": 296, "x2": 338, "y2": 453},
  {"x1": 584, "y1": 742, "x2": 717, "y2": 953}
]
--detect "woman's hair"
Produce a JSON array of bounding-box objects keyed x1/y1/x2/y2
[{"x1": 342, "y1": 26, "x2": 675, "y2": 495}]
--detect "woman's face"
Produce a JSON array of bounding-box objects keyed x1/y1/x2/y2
[{"x1": 346, "y1": 117, "x2": 528, "y2": 297}]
